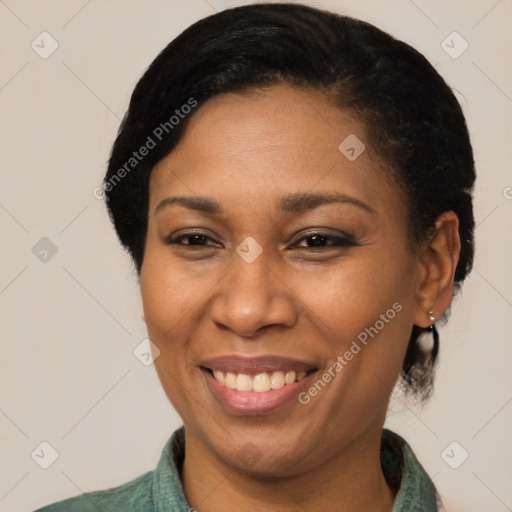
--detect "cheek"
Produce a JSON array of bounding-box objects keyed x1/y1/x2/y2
[
  {"x1": 297, "y1": 247, "x2": 415, "y2": 384},
  {"x1": 140, "y1": 255, "x2": 203, "y2": 422},
  {"x1": 140, "y1": 250, "x2": 206, "y2": 342},
  {"x1": 302, "y1": 250, "x2": 411, "y2": 330}
]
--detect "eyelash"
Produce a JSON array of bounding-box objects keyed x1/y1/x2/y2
[
  {"x1": 166, "y1": 231, "x2": 358, "y2": 250},
  {"x1": 295, "y1": 233, "x2": 358, "y2": 249}
]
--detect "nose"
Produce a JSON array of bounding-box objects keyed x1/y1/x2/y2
[{"x1": 210, "y1": 247, "x2": 298, "y2": 338}]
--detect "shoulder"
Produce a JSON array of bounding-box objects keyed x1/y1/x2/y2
[
  {"x1": 33, "y1": 470, "x2": 154, "y2": 512},
  {"x1": 33, "y1": 427, "x2": 188, "y2": 512}
]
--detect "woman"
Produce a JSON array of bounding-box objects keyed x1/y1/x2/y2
[{"x1": 36, "y1": 3, "x2": 475, "y2": 511}]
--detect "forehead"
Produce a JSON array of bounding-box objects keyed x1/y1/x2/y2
[{"x1": 149, "y1": 84, "x2": 403, "y2": 218}]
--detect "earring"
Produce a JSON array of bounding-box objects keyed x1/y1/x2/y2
[{"x1": 426, "y1": 309, "x2": 439, "y2": 361}]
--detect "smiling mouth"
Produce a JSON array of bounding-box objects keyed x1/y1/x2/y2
[{"x1": 201, "y1": 367, "x2": 317, "y2": 393}]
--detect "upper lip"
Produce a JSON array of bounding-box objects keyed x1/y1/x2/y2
[{"x1": 200, "y1": 355, "x2": 319, "y2": 375}]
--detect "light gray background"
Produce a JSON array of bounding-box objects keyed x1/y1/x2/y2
[{"x1": 1, "y1": 1, "x2": 511, "y2": 511}]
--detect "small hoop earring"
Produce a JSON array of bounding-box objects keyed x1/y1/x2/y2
[{"x1": 426, "y1": 309, "x2": 439, "y2": 361}]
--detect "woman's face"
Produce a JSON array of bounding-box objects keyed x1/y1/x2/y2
[{"x1": 140, "y1": 84, "x2": 424, "y2": 476}]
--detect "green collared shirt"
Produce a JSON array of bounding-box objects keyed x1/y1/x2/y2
[{"x1": 35, "y1": 428, "x2": 438, "y2": 511}]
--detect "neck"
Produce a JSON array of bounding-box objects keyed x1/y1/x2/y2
[{"x1": 182, "y1": 425, "x2": 396, "y2": 512}]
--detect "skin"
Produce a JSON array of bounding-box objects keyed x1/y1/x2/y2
[{"x1": 140, "y1": 84, "x2": 460, "y2": 512}]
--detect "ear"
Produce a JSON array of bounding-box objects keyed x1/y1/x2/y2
[{"x1": 413, "y1": 211, "x2": 461, "y2": 328}]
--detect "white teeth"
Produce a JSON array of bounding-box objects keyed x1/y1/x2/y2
[
  {"x1": 211, "y1": 368, "x2": 310, "y2": 392},
  {"x1": 213, "y1": 370, "x2": 225, "y2": 385},
  {"x1": 253, "y1": 373, "x2": 271, "y2": 392},
  {"x1": 270, "y1": 371, "x2": 285, "y2": 390},
  {"x1": 285, "y1": 371, "x2": 296, "y2": 385},
  {"x1": 224, "y1": 372, "x2": 236, "y2": 389},
  {"x1": 236, "y1": 373, "x2": 253, "y2": 391}
]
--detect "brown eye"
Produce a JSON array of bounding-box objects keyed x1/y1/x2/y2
[
  {"x1": 293, "y1": 232, "x2": 358, "y2": 249},
  {"x1": 167, "y1": 232, "x2": 221, "y2": 247}
]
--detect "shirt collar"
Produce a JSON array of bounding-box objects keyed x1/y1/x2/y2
[
  {"x1": 152, "y1": 427, "x2": 438, "y2": 511},
  {"x1": 382, "y1": 429, "x2": 439, "y2": 511}
]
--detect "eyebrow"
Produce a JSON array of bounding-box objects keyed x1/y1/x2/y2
[
  {"x1": 278, "y1": 191, "x2": 375, "y2": 215},
  {"x1": 155, "y1": 196, "x2": 223, "y2": 216},
  {"x1": 154, "y1": 191, "x2": 375, "y2": 216}
]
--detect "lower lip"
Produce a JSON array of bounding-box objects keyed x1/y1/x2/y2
[{"x1": 201, "y1": 368, "x2": 317, "y2": 415}]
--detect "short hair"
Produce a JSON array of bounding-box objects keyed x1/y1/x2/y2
[{"x1": 104, "y1": 3, "x2": 475, "y2": 399}]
